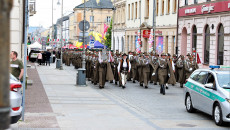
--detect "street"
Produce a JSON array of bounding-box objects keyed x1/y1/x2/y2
[{"x1": 11, "y1": 63, "x2": 230, "y2": 130}]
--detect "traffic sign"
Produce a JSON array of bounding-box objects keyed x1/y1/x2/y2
[{"x1": 79, "y1": 20, "x2": 90, "y2": 31}]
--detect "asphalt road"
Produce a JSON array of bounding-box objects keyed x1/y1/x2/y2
[{"x1": 89, "y1": 80, "x2": 230, "y2": 130}]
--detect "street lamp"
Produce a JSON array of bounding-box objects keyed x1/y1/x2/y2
[{"x1": 57, "y1": 0, "x2": 64, "y2": 70}]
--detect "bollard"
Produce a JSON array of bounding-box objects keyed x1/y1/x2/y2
[
  {"x1": 56, "y1": 59, "x2": 61, "y2": 69},
  {"x1": 76, "y1": 68, "x2": 86, "y2": 86}
]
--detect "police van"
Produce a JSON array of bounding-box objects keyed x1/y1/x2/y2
[{"x1": 184, "y1": 65, "x2": 230, "y2": 126}]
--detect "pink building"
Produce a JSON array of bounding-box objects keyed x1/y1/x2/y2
[{"x1": 178, "y1": 0, "x2": 230, "y2": 66}]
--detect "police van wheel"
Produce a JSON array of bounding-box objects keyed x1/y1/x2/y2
[
  {"x1": 213, "y1": 103, "x2": 223, "y2": 126},
  {"x1": 185, "y1": 94, "x2": 195, "y2": 113}
]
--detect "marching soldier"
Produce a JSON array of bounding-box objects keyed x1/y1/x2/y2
[
  {"x1": 152, "y1": 53, "x2": 175, "y2": 95},
  {"x1": 176, "y1": 55, "x2": 185, "y2": 88},
  {"x1": 111, "y1": 52, "x2": 120, "y2": 85},
  {"x1": 184, "y1": 53, "x2": 199, "y2": 79},
  {"x1": 92, "y1": 54, "x2": 99, "y2": 85},
  {"x1": 150, "y1": 52, "x2": 159, "y2": 85},
  {"x1": 137, "y1": 54, "x2": 144, "y2": 87},
  {"x1": 172, "y1": 54, "x2": 179, "y2": 82},
  {"x1": 142, "y1": 53, "x2": 151, "y2": 88},
  {"x1": 118, "y1": 53, "x2": 131, "y2": 89},
  {"x1": 130, "y1": 52, "x2": 138, "y2": 83},
  {"x1": 127, "y1": 51, "x2": 133, "y2": 81},
  {"x1": 166, "y1": 53, "x2": 176, "y2": 89}
]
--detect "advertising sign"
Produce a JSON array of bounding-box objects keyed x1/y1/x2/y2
[{"x1": 156, "y1": 36, "x2": 163, "y2": 55}]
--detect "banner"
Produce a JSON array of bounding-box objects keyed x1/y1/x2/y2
[
  {"x1": 156, "y1": 36, "x2": 163, "y2": 55},
  {"x1": 135, "y1": 30, "x2": 141, "y2": 53},
  {"x1": 148, "y1": 29, "x2": 154, "y2": 52}
]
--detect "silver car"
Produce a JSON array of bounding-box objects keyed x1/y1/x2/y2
[
  {"x1": 184, "y1": 66, "x2": 230, "y2": 126},
  {"x1": 10, "y1": 74, "x2": 23, "y2": 124}
]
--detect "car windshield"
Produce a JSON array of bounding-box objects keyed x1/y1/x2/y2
[{"x1": 217, "y1": 73, "x2": 230, "y2": 88}]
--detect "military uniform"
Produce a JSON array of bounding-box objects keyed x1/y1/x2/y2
[
  {"x1": 184, "y1": 54, "x2": 199, "y2": 79},
  {"x1": 142, "y1": 54, "x2": 151, "y2": 88},
  {"x1": 137, "y1": 55, "x2": 144, "y2": 86},
  {"x1": 150, "y1": 53, "x2": 159, "y2": 85},
  {"x1": 176, "y1": 55, "x2": 186, "y2": 88},
  {"x1": 130, "y1": 53, "x2": 138, "y2": 83}
]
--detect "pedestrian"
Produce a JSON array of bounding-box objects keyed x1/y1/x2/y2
[
  {"x1": 45, "y1": 51, "x2": 51, "y2": 66},
  {"x1": 118, "y1": 53, "x2": 131, "y2": 89},
  {"x1": 37, "y1": 51, "x2": 42, "y2": 66},
  {"x1": 10, "y1": 51, "x2": 24, "y2": 82}
]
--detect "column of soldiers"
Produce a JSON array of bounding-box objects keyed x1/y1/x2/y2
[{"x1": 61, "y1": 49, "x2": 199, "y2": 94}]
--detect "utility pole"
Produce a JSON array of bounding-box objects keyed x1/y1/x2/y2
[
  {"x1": 22, "y1": 0, "x2": 29, "y2": 121},
  {"x1": 176, "y1": 0, "x2": 179, "y2": 55},
  {"x1": 0, "y1": 0, "x2": 13, "y2": 129},
  {"x1": 82, "y1": 0, "x2": 86, "y2": 69},
  {"x1": 112, "y1": 0, "x2": 115, "y2": 51},
  {"x1": 152, "y1": 0, "x2": 156, "y2": 51},
  {"x1": 59, "y1": 0, "x2": 64, "y2": 70},
  {"x1": 51, "y1": 0, "x2": 54, "y2": 63}
]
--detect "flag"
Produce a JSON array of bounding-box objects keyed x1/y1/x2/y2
[
  {"x1": 197, "y1": 53, "x2": 202, "y2": 64},
  {"x1": 104, "y1": 24, "x2": 109, "y2": 34}
]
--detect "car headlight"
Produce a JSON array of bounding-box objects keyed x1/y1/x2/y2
[{"x1": 226, "y1": 98, "x2": 230, "y2": 103}]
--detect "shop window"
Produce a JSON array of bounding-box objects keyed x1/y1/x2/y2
[
  {"x1": 204, "y1": 25, "x2": 210, "y2": 64},
  {"x1": 185, "y1": 0, "x2": 188, "y2": 5},
  {"x1": 162, "y1": 0, "x2": 165, "y2": 15},
  {"x1": 192, "y1": 25, "x2": 197, "y2": 52},
  {"x1": 167, "y1": 0, "x2": 170, "y2": 14},
  {"x1": 217, "y1": 24, "x2": 224, "y2": 65}
]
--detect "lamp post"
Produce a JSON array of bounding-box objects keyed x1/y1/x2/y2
[
  {"x1": 57, "y1": 0, "x2": 64, "y2": 70},
  {"x1": 50, "y1": 0, "x2": 54, "y2": 63},
  {"x1": 152, "y1": 0, "x2": 156, "y2": 51},
  {"x1": 82, "y1": 0, "x2": 86, "y2": 69}
]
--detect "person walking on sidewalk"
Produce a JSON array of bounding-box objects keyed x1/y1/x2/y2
[
  {"x1": 118, "y1": 53, "x2": 131, "y2": 89},
  {"x1": 10, "y1": 51, "x2": 24, "y2": 82},
  {"x1": 45, "y1": 51, "x2": 51, "y2": 66},
  {"x1": 37, "y1": 51, "x2": 42, "y2": 65}
]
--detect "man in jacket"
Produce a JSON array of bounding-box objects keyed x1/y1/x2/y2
[{"x1": 118, "y1": 53, "x2": 131, "y2": 89}]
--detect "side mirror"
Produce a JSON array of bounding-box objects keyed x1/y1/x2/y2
[{"x1": 204, "y1": 83, "x2": 214, "y2": 89}]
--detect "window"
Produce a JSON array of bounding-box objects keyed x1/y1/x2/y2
[
  {"x1": 139, "y1": 1, "x2": 141, "y2": 18},
  {"x1": 167, "y1": 0, "x2": 170, "y2": 14},
  {"x1": 206, "y1": 73, "x2": 215, "y2": 84},
  {"x1": 90, "y1": 16, "x2": 94, "y2": 22},
  {"x1": 217, "y1": 24, "x2": 224, "y2": 65},
  {"x1": 146, "y1": 0, "x2": 150, "y2": 18},
  {"x1": 128, "y1": 4, "x2": 130, "y2": 20},
  {"x1": 190, "y1": 71, "x2": 200, "y2": 81},
  {"x1": 132, "y1": 3, "x2": 134, "y2": 19},
  {"x1": 174, "y1": 0, "x2": 177, "y2": 13},
  {"x1": 192, "y1": 25, "x2": 197, "y2": 52},
  {"x1": 185, "y1": 0, "x2": 188, "y2": 5},
  {"x1": 204, "y1": 25, "x2": 210, "y2": 64},
  {"x1": 135, "y1": 2, "x2": 138, "y2": 19},
  {"x1": 156, "y1": 0, "x2": 159, "y2": 15},
  {"x1": 194, "y1": 0, "x2": 198, "y2": 4},
  {"x1": 107, "y1": 16, "x2": 111, "y2": 23},
  {"x1": 196, "y1": 72, "x2": 208, "y2": 84},
  {"x1": 162, "y1": 0, "x2": 165, "y2": 15}
]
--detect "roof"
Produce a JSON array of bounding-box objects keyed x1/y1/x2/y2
[{"x1": 75, "y1": 0, "x2": 114, "y2": 9}]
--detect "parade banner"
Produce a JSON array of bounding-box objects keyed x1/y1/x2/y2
[
  {"x1": 136, "y1": 30, "x2": 141, "y2": 53},
  {"x1": 156, "y1": 36, "x2": 163, "y2": 55},
  {"x1": 148, "y1": 29, "x2": 154, "y2": 52}
]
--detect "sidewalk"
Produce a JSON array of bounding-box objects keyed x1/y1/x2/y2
[{"x1": 34, "y1": 63, "x2": 155, "y2": 130}]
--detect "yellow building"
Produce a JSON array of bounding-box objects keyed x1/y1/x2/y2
[{"x1": 73, "y1": 0, "x2": 114, "y2": 43}]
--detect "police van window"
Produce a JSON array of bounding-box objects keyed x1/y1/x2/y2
[
  {"x1": 196, "y1": 72, "x2": 208, "y2": 84},
  {"x1": 190, "y1": 71, "x2": 200, "y2": 81}
]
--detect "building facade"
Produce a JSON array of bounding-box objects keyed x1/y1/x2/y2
[
  {"x1": 74, "y1": 0, "x2": 113, "y2": 44},
  {"x1": 124, "y1": 0, "x2": 178, "y2": 54},
  {"x1": 10, "y1": 0, "x2": 25, "y2": 59},
  {"x1": 112, "y1": 0, "x2": 126, "y2": 52},
  {"x1": 178, "y1": 0, "x2": 230, "y2": 66}
]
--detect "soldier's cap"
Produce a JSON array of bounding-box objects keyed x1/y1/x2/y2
[
  {"x1": 116, "y1": 52, "x2": 119, "y2": 55},
  {"x1": 186, "y1": 53, "x2": 191, "y2": 56},
  {"x1": 173, "y1": 54, "x2": 177, "y2": 57},
  {"x1": 122, "y1": 53, "x2": 127, "y2": 57},
  {"x1": 133, "y1": 52, "x2": 136, "y2": 55},
  {"x1": 167, "y1": 53, "x2": 171, "y2": 56},
  {"x1": 161, "y1": 53, "x2": 167, "y2": 56},
  {"x1": 180, "y1": 55, "x2": 184, "y2": 58},
  {"x1": 155, "y1": 53, "x2": 159, "y2": 56}
]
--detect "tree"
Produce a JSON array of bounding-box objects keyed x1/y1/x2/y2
[{"x1": 105, "y1": 19, "x2": 112, "y2": 49}]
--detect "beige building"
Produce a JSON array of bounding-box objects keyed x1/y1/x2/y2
[
  {"x1": 112, "y1": 0, "x2": 126, "y2": 52},
  {"x1": 125, "y1": 0, "x2": 178, "y2": 54},
  {"x1": 73, "y1": 0, "x2": 113, "y2": 44}
]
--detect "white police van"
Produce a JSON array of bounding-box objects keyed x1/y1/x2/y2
[{"x1": 184, "y1": 65, "x2": 230, "y2": 126}]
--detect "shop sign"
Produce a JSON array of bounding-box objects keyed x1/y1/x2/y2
[
  {"x1": 179, "y1": 0, "x2": 230, "y2": 17},
  {"x1": 201, "y1": 5, "x2": 214, "y2": 13},
  {"x1": 143, "y1": 30, "x2": 150, "y2": 38},
  {"x1": 185, "y1": 8, "x2": 196, "y2": 14}
]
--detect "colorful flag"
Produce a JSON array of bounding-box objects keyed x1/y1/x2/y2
[{"x1": 197, "y1": 53, "x2": 202, "y2": 64}]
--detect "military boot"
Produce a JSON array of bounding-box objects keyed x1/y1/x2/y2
[
  {"x1": 160, "y1": 85, "x2": 163, "y2": 94},
  {"x1": 162, "y1": 85, "x2": 166, "y2": 95}
]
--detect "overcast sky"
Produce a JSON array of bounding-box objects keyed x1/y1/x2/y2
[{"x1": 29, "y1": 0, "x2": 82, "y2": 29}]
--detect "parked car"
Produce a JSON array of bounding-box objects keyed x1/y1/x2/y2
[
  {"x1": 10, "y1": 74, "x2": 23, "y2": 124},
  {"x1": 184, "y1": 65, "x2": 230, "y2": 126}
]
